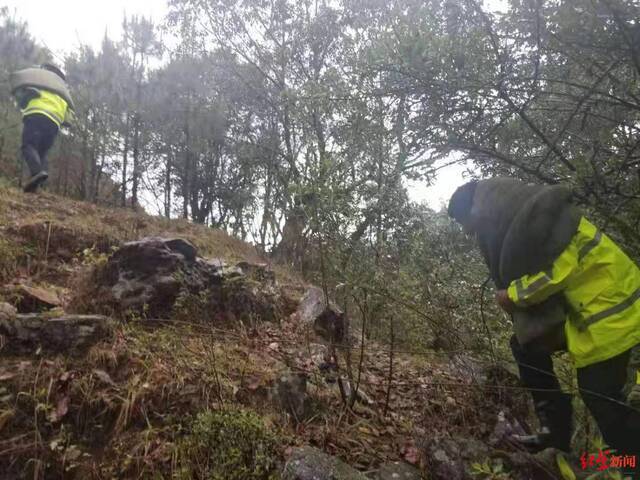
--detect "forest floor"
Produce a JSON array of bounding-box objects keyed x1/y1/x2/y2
[{"x1": 0, "y1": 185, "x2": 564, "y2": 480}]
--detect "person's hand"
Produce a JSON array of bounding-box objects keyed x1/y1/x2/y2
[{"x1": 495, "y1": 290, "x2": 515, "y2": 313}]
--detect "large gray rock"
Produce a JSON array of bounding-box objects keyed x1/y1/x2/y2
[
  {"x1": 295, "y1": 287, "x2": 347, "y2": 343},
  {"x1": 373, "y1": 462, "x2": 424, "y2": 480},
  {"x1": 283, "y1": 447, "x2": 368, "y2": 480},
  {"x1": 91, "y1": 237, "x2": 210, "y2": 317},
  {"x1": 0, "y1": 312, "x2": 114, "y2": 354},
  {"x1": 74, "y1": 237, "x2": 285, "y2": 323}
]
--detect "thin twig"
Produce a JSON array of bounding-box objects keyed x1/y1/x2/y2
[
  {"x1": 350, "y1": 296, "x2": 368, "y2": 409},
  {"x1": 383, "y1": 315, "x2": 395, "y2": 417},
  {"x1": 44, "y1": 221, "x2": 53, "y2": 263},
  {"x1": 32, "y1": 359, "x2": 43, "y2": 468},
  {"x1": 207, "y1": 324, "x2": 226, "y2": 407}
]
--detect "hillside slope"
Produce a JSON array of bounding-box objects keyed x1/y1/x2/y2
[
  {"x1": 0, "y1": 185, "x2": 264, "y2": 278},
  {"x1": 0, "y1": 187, "x2": 565, "y2": 480}
]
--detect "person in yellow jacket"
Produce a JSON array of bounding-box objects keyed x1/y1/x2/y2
[
  {"x1": 13, "y1": 64, "x2": 70, "y2": 193},
  {"x1": 449, "y1": 178, "x2": 640, "y2": 460},
  {"x1": 496, "y1": 216, "x2": 640, "y2": 457}
]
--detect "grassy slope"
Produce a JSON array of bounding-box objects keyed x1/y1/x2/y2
[
  {"x1": 0, "y1": 185, "x2": 263, "y2": 266},
  {"x1": 0, "y1": 186, "x2": 518, "y2": 479},
  {"x1": 0, "y1": 186, "x2": 295, "y2": 478}
]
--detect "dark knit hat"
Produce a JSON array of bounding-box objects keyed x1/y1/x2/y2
[{"x1": 447, "y1": 180, "x2": 478, "y2": 224}]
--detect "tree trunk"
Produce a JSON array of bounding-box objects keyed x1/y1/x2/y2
[
  {"x1": 164, "y1": 154, "x2": 172, "y2": 218},
  {"x1": 121, "y1": 114, "x2": 130, "y2": 208},
  {"x1": 190, "y1": 170, "x2": 203, "y2": 223},
  {"x1": 80, "y1": 132, "x2": 89, "y2": 200},
  {"x1": 95, "y1": 150, "x2": 106, "y2": 203},
  {"x1": 273, "y1": 202, "x2": 306, "y2": 266},
  {"x1": 260, "y1": 162, "x2": 274, "y2": 251},
  {"x1": 182, "y1": 108, "x2": 191, "y2": 219},
  {"x1": 88, "y1": 116, "x2": 98, "y2": 202},
  {"x1": 131, "y1": 113, "x2": 140, "y2": 210}
]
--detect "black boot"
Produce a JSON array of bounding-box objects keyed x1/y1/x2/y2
[
  {"x1": 512, "y1": 395, "x2": 573, "y2": 452},
  {"x1": 23, "y1": 171, "x2": 48, "y2": 193}
]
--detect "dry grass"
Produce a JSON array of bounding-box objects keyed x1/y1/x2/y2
[
  {"x1": 0, "y1": 185, "x2": 264, "y2": 267},
  {"x1": 0, "y1": 321, "x2": 289, "y2": 479}
]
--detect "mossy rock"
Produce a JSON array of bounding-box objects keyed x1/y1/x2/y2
[
  {"x1": 178, "y1": 409, "x2": 280, "y2": 480},
  {"x1": 282, "y1": 447, "x2": 368, "y2": 480}
]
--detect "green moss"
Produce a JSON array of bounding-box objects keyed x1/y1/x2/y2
[
  {"x1": 80, "y1": 246, "x2": 114, "y2": 268},
  {"x1": 172, "y1": 288, "x2": 213, "y2": 323},
  {"x1": 178, "y1": 409, "x2": 280, "y2": 480}
]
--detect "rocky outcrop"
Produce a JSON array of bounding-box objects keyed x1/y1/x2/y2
[
  {"x1": 84, "y1": 237, "x2": 209, "y2": 317},
  {"x1": 294, "y1": 286, "x2": 347, "y2": 343},
  {"x1": 73, "y1": 237, "x2": 289, "y2": 323},
  {"x1": 283, "y1": 447, "x2": 368, "y2": 480},
  {"x1": 0, "y1": 304, "x2": 113, "y2": 354}
]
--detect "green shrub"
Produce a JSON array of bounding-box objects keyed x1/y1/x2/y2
[{"x1": 178, "y1": 409, "x2": 280, "y2": 480}]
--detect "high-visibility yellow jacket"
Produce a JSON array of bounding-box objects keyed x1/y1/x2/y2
[
  {"x1": 21, "y1": 88, "x2": 69, "y2": 128},
  {"x1": 507, "y1": 217, "x2": 640, "y2": 368}
]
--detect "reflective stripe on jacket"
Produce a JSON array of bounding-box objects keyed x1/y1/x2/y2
[
  {"x1": 507, "y1": 217, "x2": 640, "y2": 368},
  {"x1": 21, "y1": 89, "x2": 68, "y2": 127}
]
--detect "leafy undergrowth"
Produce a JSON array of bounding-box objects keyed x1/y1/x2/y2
[
  {"x1": 0, "y1": 187, "x2": 527, "y2": 479},
  {"x1": 178, "y1": 409, "x2": 280, "y2": 480}
]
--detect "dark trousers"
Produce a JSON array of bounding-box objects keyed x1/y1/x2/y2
[
  {"x1": 578, "y1": 350, "x2": 640, "y2": 456},
  {"x1": 511, "y1": 335, "x2": 640, "y2": 456},
  {"x1": 21, "y1": 114, "x2": 58, "y2": 177}
]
